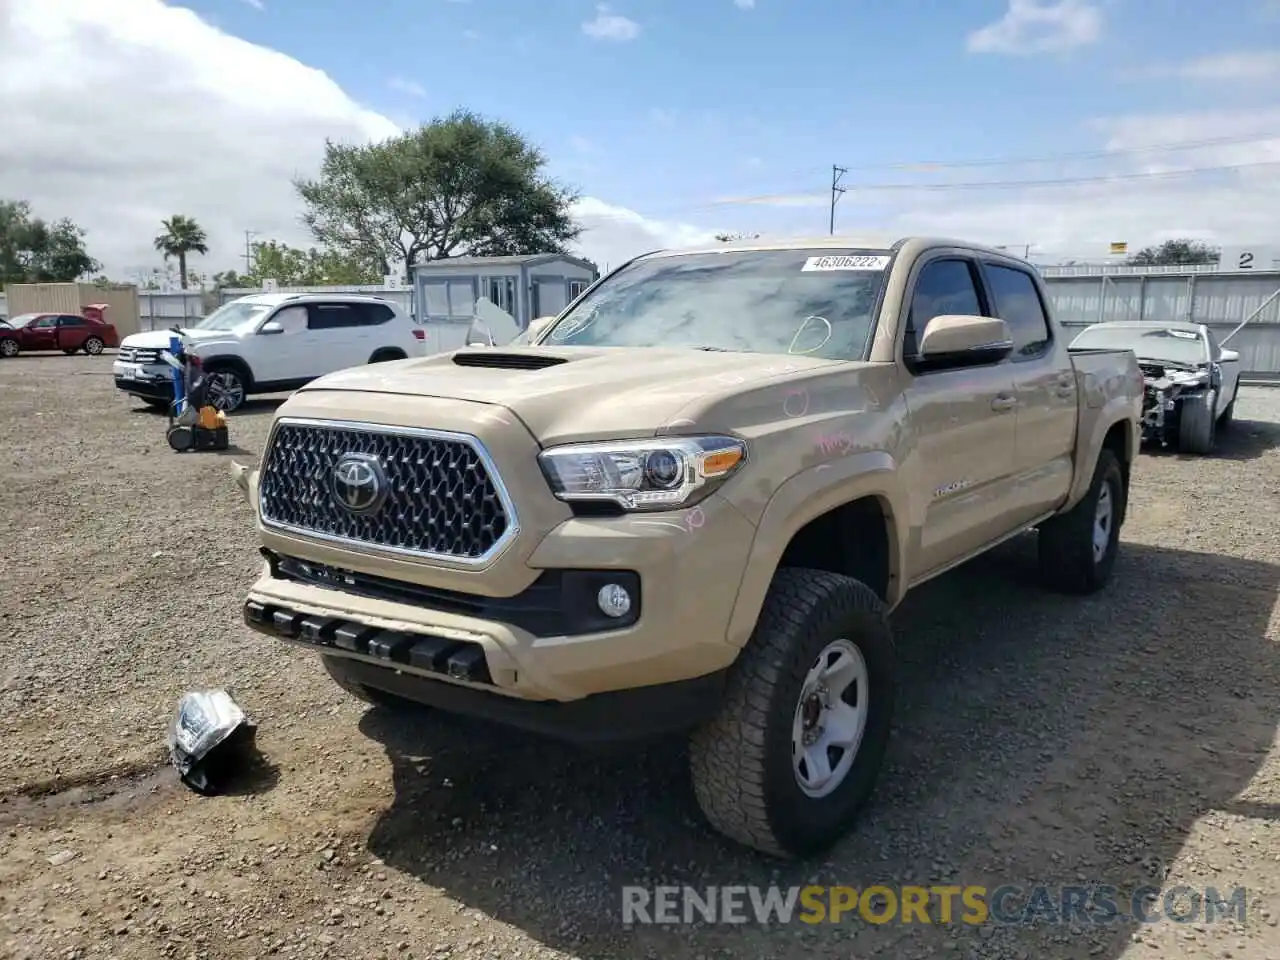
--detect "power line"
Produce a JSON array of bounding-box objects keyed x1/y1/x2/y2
[
  {"x1": 569, "y1": 135, "x2": 1280, "y2": 224},
  {"x1": 717, "y1": 158, "x2": 1280, "y2": 206},
  {"x1": 699, "y1": 132, "x2": 1280, "y2": 205},
  {"x1": 832, "y1": 132, "x2": 1280, "y2": 173}
]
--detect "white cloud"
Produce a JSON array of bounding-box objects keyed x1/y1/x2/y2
[
  {"x1": 388, "y1": 76, "x2": 427, "y2": 98},
  {"x1": 581, "y1": 4, "x2": 640, "y2": 42},
  {"x1": 1136, "y1": 50, "x2": 1280, "y2": 81},
  {"x1": 242, "y1": 0, "x2": 264, "y2": 9},
  {"x1": 879, "y1": 110, "x2": 1280, "y2": 256},
  {"x1": 386, "y1": 77, "x2": 427, "y2": 97},
  {"x1": 734, "y1": 0, "x2": 756, "y2": 8},
  {"x1": 570, "y1": 198, "x2": 719, "y2": 270},
  {"x1": 708, "y1": 109, "x2": 1280, "y2": 258},
  {"x1": 0, "y1": 0, "x2": 704, "y2": 279},
  {"x1": 967, "y1": 0, "x2": 1102, "y2": 56}
]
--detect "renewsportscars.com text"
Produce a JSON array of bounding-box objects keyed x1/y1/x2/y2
[{"x1": 620, "y1": 884, "x2": 1247, "y2": 926}]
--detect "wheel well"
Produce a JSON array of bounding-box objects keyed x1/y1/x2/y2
[
  {"x1": 200, "y1": 355, "x2": 254, "y2": 389},
  {"x1": 776, "y1": 496, "x2": 892, "y2": 602},
  {"x1": 1101, "y1": 420, "x2": 1130, "y2": 522},
  {"x1": 369, "y1": 347, "x2": 407, "y2": 362}
]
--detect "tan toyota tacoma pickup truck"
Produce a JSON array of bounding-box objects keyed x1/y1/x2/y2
[{"x1": 234, "y1": 236, "x2": 1143, "y2": 859}]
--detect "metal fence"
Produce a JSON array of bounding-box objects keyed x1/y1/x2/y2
[
  {"x1": 138, "y1": 291, "x2": 209, "y2": 332},
  {"x1": 1041, "y1": 268, "x2": 1280, "y2": 381}
]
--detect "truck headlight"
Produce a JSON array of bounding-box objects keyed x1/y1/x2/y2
[{"x1": 537, "y1": 435, "x2": 746, "y2": 510}]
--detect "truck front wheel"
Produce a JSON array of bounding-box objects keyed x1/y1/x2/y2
[{"x1": 689, "y1": 568, "x2": 895, "y2": 859}]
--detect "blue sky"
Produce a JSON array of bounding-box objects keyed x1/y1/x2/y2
[
  {"x1": 181, "y1": 0, "x2": 1280, "y2": 244},
  {"x1": 5, "y1": 0, "x2": 1280, "y2": 275}
]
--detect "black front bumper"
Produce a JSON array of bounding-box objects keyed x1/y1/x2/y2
[
  {"x1": 243, "y1": 599, "x2": 727, "y2": 744},
  {"x1": 114, "y1": 376, "x2": 173, "y2": 400}
]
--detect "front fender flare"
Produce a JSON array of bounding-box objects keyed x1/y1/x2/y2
[{"x1": 724, "y1": 451, "x2": 908, "y2": 649}]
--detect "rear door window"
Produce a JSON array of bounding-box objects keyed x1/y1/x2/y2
[{"x1": 983, "y1": 264, "x2": 1052, "y2": 359}]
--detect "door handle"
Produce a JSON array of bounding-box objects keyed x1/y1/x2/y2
[{"x1": 991, "y1": 393, "x2": 1017, "y2": 412}]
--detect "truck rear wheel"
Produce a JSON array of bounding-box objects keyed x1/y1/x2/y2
[
  {"x1": 688, "y1": 568, "x2": 895, "y2": 859},
  {"x1": 1037, "y1": 448, "x2": 1124, "y2": 595}
]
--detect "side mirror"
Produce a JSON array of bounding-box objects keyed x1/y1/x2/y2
[
  {"x1": 1221, "y1": 348, "x2": 1240, "y2": 363},
  {"x1": 259, "y1": 321, "x2": 284, "y2": 335},
  {"x1": 916, "y1": 315, "x2": 1013, "y2": 371},
  {"x1": 527, "y1": 316, "x2": 556, "y2": 341}
]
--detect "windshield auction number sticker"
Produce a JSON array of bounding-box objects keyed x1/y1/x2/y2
[{"x1": 801, "y1": 255, "x2": 890, "y2": 272}]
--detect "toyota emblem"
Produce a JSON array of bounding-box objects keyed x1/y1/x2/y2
[{"x1": 331, "y1": 453, "x2": 387, "y2": 514}]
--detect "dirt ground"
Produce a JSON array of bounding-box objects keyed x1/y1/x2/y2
[{"x1": 2, "y1": 351, "x2": 1280, "y2": 960}]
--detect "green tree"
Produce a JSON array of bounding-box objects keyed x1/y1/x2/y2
[
  {"x1": 0, "y1": 199, "x2": 99, "y2": 286},
  {"x1": 294, "y1": 109, "x2": 580, "y2": 273},
  {"x1": 211, "y1": 269, "x2": 244, "y2": 289},
  {"x1": 1127, "y1": 239, "x2": 1220, "y2": 267},
  {"x1": 244, "y1": 239, "x2": 379, "y2": 286},
  {"x1": 153, "y1": 215, "x2": 209, "y2": 289}
]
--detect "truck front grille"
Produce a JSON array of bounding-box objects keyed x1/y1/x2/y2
[
  {"x1": 257, "y1": 418, "x2": 515, "y2": 563},
  {"x1": 118, "y1": 345, "x2": 164, "y2": 364}
]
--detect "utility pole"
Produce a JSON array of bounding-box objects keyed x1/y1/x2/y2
[
  {"x1": 829, "y1": 165, "x2": 848, "y2": 235},
  {"x1": 243, "y1": 230, "x2": 258, "y2": 275}
]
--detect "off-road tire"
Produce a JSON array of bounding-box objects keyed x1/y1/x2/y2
[
  {"x1": 322, "y1": 655, "x2": 418, "y2": 710},
  {"x1": 1178, "y1": 393, "x2": 1216, "y2": 454},
  {"x1": 1038, "y1": 448, "x2": 1125, "y2": 595},
  {"x1": 688, "y1": 568, "x2": 895, "y2": 859},
  {"x1": 82, "y1": 337, "x2": 104, "y2": 355}
]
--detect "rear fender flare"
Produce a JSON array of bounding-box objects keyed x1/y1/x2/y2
[{"x1": 1064, "y1": 402, "x2": 1138, "y2": 512}]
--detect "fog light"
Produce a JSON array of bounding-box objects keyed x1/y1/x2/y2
[{"x1": 597, "y1": 583, "x2": 633, "y2": 618}]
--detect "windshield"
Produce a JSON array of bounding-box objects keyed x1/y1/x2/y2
[
  {"x1": 192, "y1": 300, "x2": 273, "y2": 331},
  {"x1": 1071, "y1": 325, "x2": 1208, "y2": 366},
  {"x1": 537, "y1": 249, "x2": 891, "y2": 360}
]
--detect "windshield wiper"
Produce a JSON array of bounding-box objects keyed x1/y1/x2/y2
[{"x1": 689, "y1": 345, "x2": 731, "y2": 352}]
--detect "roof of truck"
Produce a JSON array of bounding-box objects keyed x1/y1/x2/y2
[{"x1": 639, "y1": 235, "x2": 1028, "y2": 262}]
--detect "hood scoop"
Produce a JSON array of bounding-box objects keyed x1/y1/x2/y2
[{"x1": 452, "y1": 351, "x2": 568, "y2": 370}]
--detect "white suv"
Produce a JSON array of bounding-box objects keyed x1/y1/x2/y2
[{"x1": 113, "y1": 293, "x2": 424, "y2": 413}]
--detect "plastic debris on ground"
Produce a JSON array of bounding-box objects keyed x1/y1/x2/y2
[{"x1": 166, "y1": 689, "x2": 259, "y2": 795}]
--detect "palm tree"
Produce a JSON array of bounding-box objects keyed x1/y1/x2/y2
[{"x1": 153, "y1": 215, "x2": 209, "y2": 289}]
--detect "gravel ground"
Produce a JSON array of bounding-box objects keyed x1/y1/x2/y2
[{"x1": 2, "y1": 352, "x2": 1280, "y2": 960}]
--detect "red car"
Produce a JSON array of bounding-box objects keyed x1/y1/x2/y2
[{"x1": 0, "y1": 307, "x2": 119, "y2": 358}]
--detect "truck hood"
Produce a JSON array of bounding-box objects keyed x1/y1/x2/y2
[
  {"x1": 295, "y1": 346, "x2": 842, "y2": 444},
  {"x1": 120, "y1": 327, "x2": 239, "y2": 350}
]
